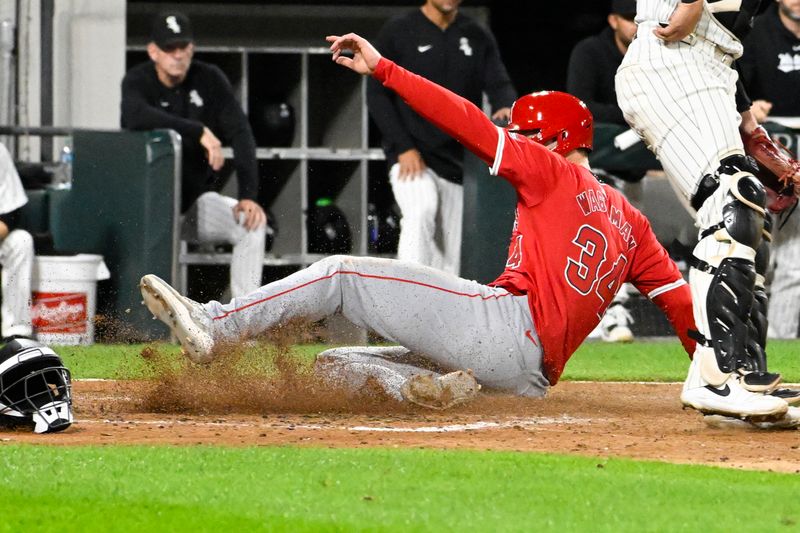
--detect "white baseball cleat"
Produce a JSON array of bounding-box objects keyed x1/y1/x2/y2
[
  {"x1": 598, "y1": 303, "x2": 634, "y2": 343},
  {"x1": 681, "y1": 374, "x2": 789, "y2": 418},
  {"x1": 139, "y1": 274, "x2": 215, "y2": 363},
  {"x1": 400, "y1": 369, "x2": 480, "y2": 410}
]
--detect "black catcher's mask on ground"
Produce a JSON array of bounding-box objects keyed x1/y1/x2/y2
[{"x1": 0, "y1": 338, "x2": 73, "y2": 433}]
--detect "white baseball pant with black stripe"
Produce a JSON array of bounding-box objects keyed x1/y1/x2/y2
[
  {"x1": 389, "y1": 164, "x2": 463, "y2": 275},
  {"x1": 202, "y1": 254, "x2": 549, "y2": 397},
  {"x1": 182, "y1": 191, "x2": 266, "y2": 297},
  {"x1": 768, "y1": 211, "x2": 800, "y2": 338},
  {"x1": 0, "y1": 230, "x2": 34, "y2": 339}
]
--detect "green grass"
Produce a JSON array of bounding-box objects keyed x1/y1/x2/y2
[
  {"x1": 1, "y1": 445, "x2": 799, "y2": 532},
  {"x1": 564, "y1": 339, "x2": 800, "y2": 382},
  {"x1": 57, "y1": 340, "x2": 800, "y2": 383}
]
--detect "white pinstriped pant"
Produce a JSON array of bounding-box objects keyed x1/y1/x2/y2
[
  {"x1": 615, "y1": 27, "x2": 743, "y2": 230},
  {"x1": 0, "y1": 229, "x2": 33, "y2": 338},
  {"x1": 616, "y1": 27, "x2": 753, "y2": 361},
  {"x1": 182, "y1": 191, "x2": 266, "y2": 298},
  {"x1": 389, "y1": 164, "x2": 463, "y2": 275}
]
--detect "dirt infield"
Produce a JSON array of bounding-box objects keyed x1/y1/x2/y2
[{"x1": 4, "y1": 379, "x2": 799, "y2": 473}]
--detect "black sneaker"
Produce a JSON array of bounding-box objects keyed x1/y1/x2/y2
[{"x1": 770, "y1": 388, "x2": 800, "y2": 406}]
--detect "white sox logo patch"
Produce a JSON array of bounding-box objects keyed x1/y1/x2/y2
[
  {"x1": 459, "y1": 37, "x2": 472, "y2": 56},
  {"x1": 165, "y1": 15, "x2": 181, "y2": 34},
  {"x1": 777, "y1": 53, "x2": 800, "y2": 73},
  {"x1": 189, "y1": 90, "x2": 204, "y2": 107}
]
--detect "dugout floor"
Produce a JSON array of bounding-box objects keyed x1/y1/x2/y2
[{"x1": 5, "y1": 380, "x2": 799, "y2": 473}]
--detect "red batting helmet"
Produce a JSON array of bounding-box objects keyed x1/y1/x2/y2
[{"x1": 508, "y1": 91, "x2": 593, "y2": 156}]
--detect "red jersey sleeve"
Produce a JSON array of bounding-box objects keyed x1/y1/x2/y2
[
  {"x1": 374, "y1": 58, "x2": 499, "y2": 164},
  {"x1": 373, "y1": 58, "x2": 567, "y2": 206},
  {"x1": 626, "y1": 207, "x2": 696, "y2": 356}
]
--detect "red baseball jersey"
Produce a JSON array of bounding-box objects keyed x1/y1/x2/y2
[{"x1": 374, "y1": 58, "x2": 695, "y2": 384}]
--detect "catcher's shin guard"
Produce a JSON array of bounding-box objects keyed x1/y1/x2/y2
[{"x1": 688, "y1": 162, "x2": 779, "y2": 389}]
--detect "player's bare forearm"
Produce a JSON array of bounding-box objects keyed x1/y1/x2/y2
[
  {"x1": 200, "y1": 127, "x2": 225, "y2": 171},
  {"x1": 329, "y1": 33, "x2": 498, "y2": 164}
]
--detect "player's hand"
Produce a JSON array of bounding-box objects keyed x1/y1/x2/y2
[
  {"x1": 233, "y1": 199, "x2": 267, "y2": 231},
  {"x1": 397, "y1": 149, "x2": 426, "y2": 181},
  {"x1": 200, "y1": 127, "x2": 225, "y2": 171},
  {"x1": 654, "y1": 1, "x2": 702, "y2": 42},
  {"x1": 491, "y1": 107, "x2": 512, "y2": 124},
  {"x1": 326, "y1": 33, "x2": 382, "y2": 75},
  {"x1": 750, "y1": 100, "x2": 773, "y2": 124}
]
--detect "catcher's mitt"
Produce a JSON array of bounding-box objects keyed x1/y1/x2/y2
[{"x1": 742, "y1": 126, "x2": 800, "y2": 213}]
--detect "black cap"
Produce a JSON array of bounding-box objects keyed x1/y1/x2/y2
[
  {"x1": 611, "y1": 0, "x2": 636, "y2": 16},
  {"x1": 151, "y1": 11, "x2": 193, "y2": 49}
]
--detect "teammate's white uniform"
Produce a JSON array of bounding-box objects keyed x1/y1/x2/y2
[
  {"x1": 389, "y1": 166, "x2": 463, "y2": 274},
  {"x1": 182, "y1": 191, "x2": 265, "y2": 297},
  {"x1": 0, "y1": 143, "x2": 33, "y2": 339}
]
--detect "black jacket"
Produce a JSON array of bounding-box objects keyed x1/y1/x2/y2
[
  {"x1": 566, "y1": 27, "x2": 626, "y2": 125},
  {"x1": 121, "y1": 60, "x2": 258, "y2": 212},
  {"x1": 740, "y1": 4, "x2": 800, "y2": 117},
  {"x1": 367, "y1": 9, "x2": 516, "y2": 183}
]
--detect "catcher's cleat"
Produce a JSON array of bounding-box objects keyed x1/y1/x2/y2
[
  {"x1": 704, "y1": 406, "x2": 800, "y2": 430},
  {"x1": 739, "y1": 371, "x2": 782, "y2": 393},
  {"x1": 769, "y1": 388, "x2": 800, "y2": 406},
  {"x1": 139, "y1": 274, "x2": 215, "y2": 363},
  {"x1": 400, "y1": 369, "x2": 480, "y2": 410},
  {"x1": 681, "y1": 374, "x2": 788, "y2": 418}
]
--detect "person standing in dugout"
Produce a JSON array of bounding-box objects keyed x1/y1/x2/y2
[
  {"x1": 121, "y1": 11, "x2": 267, "y2": 298},
  {"x1": 367, "y1": 0, "x2": 516, "y2": 275},
  {"x1": 615, "y1": 0, "x2": 800, "y2": 422},
  {"x1": 139, "y1": 31, "x2": 798, "y2": 428}
]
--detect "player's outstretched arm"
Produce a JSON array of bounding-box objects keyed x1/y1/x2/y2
[
  {"x1": 327, "y1": 34, "x2": 381, "y2": 75},
  {"x1": 328, "y1": 32, "x2": 498, "y2": 164}
]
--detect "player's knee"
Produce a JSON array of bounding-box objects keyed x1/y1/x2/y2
[
  {"x1": 722, "y1": 173, "x2": 767, "y2": 249},
  {"x1": 315, "y1": 254, "x2": 350, "y2": 272}
]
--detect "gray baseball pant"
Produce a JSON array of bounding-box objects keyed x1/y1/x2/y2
[{"x1": 203, "y1": 255, "x2": 549, "y2": 396}]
